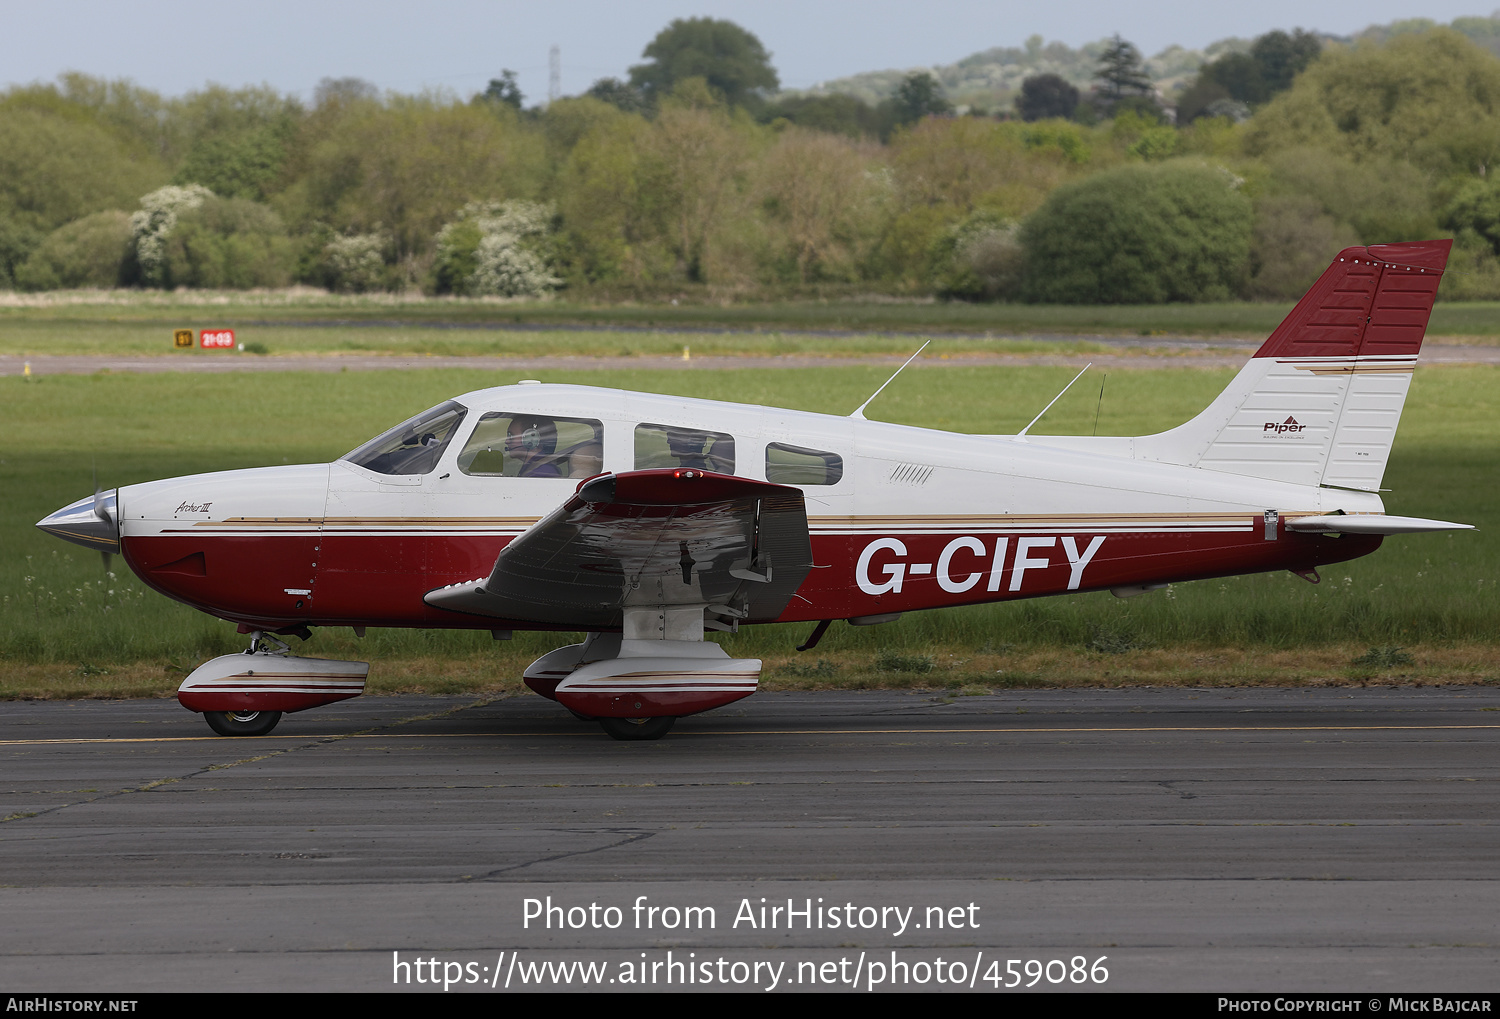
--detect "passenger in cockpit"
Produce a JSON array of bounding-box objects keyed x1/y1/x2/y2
[{"x1": 505, "y1": 418, "x2": 562, "y2": 479}]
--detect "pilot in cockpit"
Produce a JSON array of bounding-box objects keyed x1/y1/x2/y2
[
  {"x1": 504, "y1": 417, "x2": 562, "y2": 478},
  {"x1": 667, "y1": 429, "x2": 713, "y2": 472}
]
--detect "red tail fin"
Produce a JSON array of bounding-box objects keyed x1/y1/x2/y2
[{"x1": 1253, "y1": 239, "x2": 1450, "y2": 359}]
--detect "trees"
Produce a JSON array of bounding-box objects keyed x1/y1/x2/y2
[
  {"x1": 158, "y1": 196, "x2": 295, "y2": 288},
  {"x1": 637, "y1": 98, "x2": 755, "y2": 282},
  {"x1": 14, "y1": 211, "x2": 133, "y2": 290},
  {"x1": 1020, "y1": 161, "x2": 1252, "y2": 303},
  {"x1": 1252, "y1": 29, "x2": 1323, "y2": 94},
  {"x1": 170, "y1": 86, "x2": 302, "y2": 201},
  {"x1": 0, "y1": 106, "x2": 167, "y2": 235},
  {"x1": 289, "y1": 97, "x2": 547, "y2": 279},
  {"x1": 1093, "y1": 35, "x2": 1154, "y2": 99},
  {"x1": 1442, "y1": 178, "x2": 1500, "y2": 255},
  {"x1": 554, "y1": 107, "x2": 652, "y2": 283},
  {"x1": 755, "y1": 128, "x2": 881, "y2": 282},
  {"x1": 483, "y1": 71, "x2": 524, "y2": 110},
  {"x1": 761, "y1": 93, "x2": 882, "y2": 139},
  {"x1": 1088, "y1": 35, "x2": 1160, "y2": 120},
  {"x1": 1017, "y1": 74, "x2": 1079, "y2": 121},
  {"x1": 890, "y1": 72, "x2": 953, "y2": 126},
  {"x1": 1242, "y1": 29, "x2": 1500, "y2": 178},
  {"x1": 628, "y1": 18, "x2": 778, "y2": 109},
  {"x1": 585, "y1": 78, "x2": 648, "y2": 115},
  {"x1": 433, "y1": 200, "x2": 560, "y2": 297},
  {"x1": 1178, "y1": 29, "x2": 1321, "y2": 122}
]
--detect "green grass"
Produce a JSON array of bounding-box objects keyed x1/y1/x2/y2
[
  {"x1": 3, "y1": 289, "x2": 1498, "y2": 350},
  {"x1": 0, "y1": 320, "x2": 1120, "y2": 359},
  {"x1": 2, "y1": 291, "x2": 1488, "y2": 363},
  {"x1": 2, "y1": 363, "x2": 1497, "y2": 678}
]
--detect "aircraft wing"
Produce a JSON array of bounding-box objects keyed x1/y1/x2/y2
[{"x1": 424, "y1": 470, "x2": 813, "y2": 629}]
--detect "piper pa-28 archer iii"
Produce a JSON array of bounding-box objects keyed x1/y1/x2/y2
[{"x1": 38, "y1": 240, "x2": 1472, "y2": 739}]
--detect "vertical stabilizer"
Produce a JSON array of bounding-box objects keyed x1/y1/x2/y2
[{"x1": 1135, "y1": 240, "x2": 1449, "y2": 490}]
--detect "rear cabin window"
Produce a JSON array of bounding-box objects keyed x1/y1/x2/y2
[
  {"x1": 457, "y1": 414, "x2": 604, "y2": 479},
  {"x1": 635, "y1": 424, "x2": 735, "y2": 474},
  {"x1": 344, "y1": 401, "x2": 467, "y2": 476},
  {"x1": 765, "y1": 442, "x2": 843, "y2": 486}
]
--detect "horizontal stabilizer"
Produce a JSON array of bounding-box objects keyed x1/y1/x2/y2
[{"x1": 1285, "y1": 514, "x2": 1474, "y2": 535}]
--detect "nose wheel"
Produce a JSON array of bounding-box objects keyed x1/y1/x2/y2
[
  {"x1": 203, "y1": 710, "x2": 283, "y2": 737},
  {"x1": 598, "y1": 716, "x2": 675, "y2": 741}
]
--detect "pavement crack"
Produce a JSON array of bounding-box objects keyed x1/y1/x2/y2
[
  {"x1": 472, "y1": 828, "x2": 658, "y2": 880},
  {"x1": 0, "y1": 695, "x2": 507, "y2": 826}
]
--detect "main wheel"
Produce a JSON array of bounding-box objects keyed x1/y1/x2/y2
[
  {"x1": 203, "y1": 710, "x2": 283, "y2": 737},
  {"x1": 598, "y1": 716, "x2": 675, "y2": 741}
]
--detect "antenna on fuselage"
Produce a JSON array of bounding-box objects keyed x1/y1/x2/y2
[
  {"x1": 850, "y1": 340, "x2": 930, "y2": 420},
  {"x1": 1015, "y1": 363, "x2": 1091, "y2": 440}
]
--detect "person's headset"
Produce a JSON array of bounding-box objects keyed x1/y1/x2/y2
[{"x1": 509, "y1": 419, "x2": 555, "y2": 455}]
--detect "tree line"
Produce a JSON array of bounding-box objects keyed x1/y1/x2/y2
[{"x1": 4, "y1": 18, "x2": 1500, "y2": 303}]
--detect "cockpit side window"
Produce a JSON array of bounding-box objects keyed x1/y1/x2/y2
[
  {"x1": 635, "y1": 424, "x2": 735, "y2": 474},
  {"x1": 765, "y1": 442, "x2": 843, "y2": 485},
  {"x1": 457, "y1": 414, "x2": 604, "y2": 479},
  {"x1": 343, "y1": 401, "x2": 467, "y2": 476}
]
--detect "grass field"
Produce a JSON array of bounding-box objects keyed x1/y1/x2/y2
[
  {"x1": 3, "y1": 359, "x2": 1497, "y2": 696},
  {"x1": 2, "y1": 290, "x2": 1498, "y2": 358}
]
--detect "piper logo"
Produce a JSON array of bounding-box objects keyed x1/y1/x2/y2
[
  {"x1": 856, "y1": 535, "x2": 1105, "y2": 596},
  {"x1": 1264, "y1": 416, "x2": 1306, "y2": 435}
]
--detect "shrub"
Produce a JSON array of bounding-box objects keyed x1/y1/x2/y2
[
  {"x1": 432, "y1": 200, "x2": 560, "y2": 297},
  {"x1": 1264, "y1": 148, "x2": 1438, "y2": 244},
  {"x1": 322, "y1": 233, "x2": 388, "y2": 292},
  {"x1": 1020, "y1": 160, "x2": 1252, "y2": 304},
  {"x1": 0, "y1": 218, "x2": 44, "y2": 288},
  {"x1": 1246, "y1": 195, "x2": 1359, "y2": 299},
  {"x1": 933, "y1": 210, "x2": 1024, "y2": 300},
  {"x1": 874, "y1": 650, "x2": 935, "y2": 674},
  {"x1": 1441, "y1": 177, "x2": 1500, "y2": 255},
  {"x1": 130, "y1": 185, "x2": 213, "y2": 286},
  {"x1": 158, "y1": 196, "x2": 295, "y2": 289},
  {"x1": 1351, "y1": 646, "x2": 1413, "y2": 669},
  {"x1": 14, "y1": 210, "x2": 132, "y2": 290}
]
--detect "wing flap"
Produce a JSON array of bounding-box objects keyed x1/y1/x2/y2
[{"x1": 424, "y1": 470, "x2": 812, "y2": 628}]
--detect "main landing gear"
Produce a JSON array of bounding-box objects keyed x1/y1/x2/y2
[
  {"x1": 522, "y1": 621, "x2": 762, "y2": 742},
  {"x1": 203, "y1": 709, "x2": 284, "y2": 737},
  {"x1": 597, "y1": 716, "x2": 677, "y2": 741}
]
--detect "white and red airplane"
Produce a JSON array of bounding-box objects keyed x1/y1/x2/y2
[{"x1": 38, "y1": 240, "x2": 1471, "y2": 739}]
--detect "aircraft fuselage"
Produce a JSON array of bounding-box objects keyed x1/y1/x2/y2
[{"x1": 111, "y1": 384, "x2": 1381, "y2": 633}]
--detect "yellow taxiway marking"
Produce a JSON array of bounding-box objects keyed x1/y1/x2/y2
[{"x1": 2, "y1": 724, "x2": 1498, "y2": 747}]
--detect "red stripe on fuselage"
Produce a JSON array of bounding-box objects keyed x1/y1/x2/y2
[{"x1": 123, "y1": 527, "x2": 1381, "y2": 631}]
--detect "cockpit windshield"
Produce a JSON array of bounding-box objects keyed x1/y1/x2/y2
[{"x1": 342, "y1": 401, "x2": 467, "y2": 476}]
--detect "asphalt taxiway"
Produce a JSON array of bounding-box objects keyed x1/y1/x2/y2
[{"x1": 2, "y1": 688, "x2": 1497, "y2": 992}]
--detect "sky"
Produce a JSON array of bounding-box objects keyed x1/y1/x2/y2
[{"x1": 4, "y1": 1, "x2": 1496, "y2": 102}]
